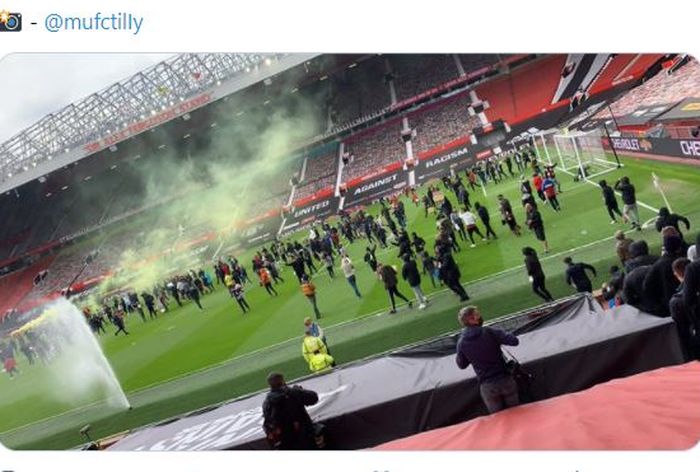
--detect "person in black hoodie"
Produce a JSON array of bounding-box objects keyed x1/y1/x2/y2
[
  {"x1": 599, "y1": 179, "x2": 623, "y2": 224},
  {"x1": 438, "y1": 251, "x2": 470, "y2": 301},
  {"x1": 623, "y1": 240, "x2": 658, "y2": 273},
  {"x1": 474, "y1": 202, "x2": 497, "y2": 240},
  {"x1": 614, "y1": 176, "x2": 641, "y2": 231},
  {"x1": 682, "y1": 258, "x2": 700, "y2": 340},
  {"x1": 523, "y1": 246, "x2": 553, "y2": 302},
  {"x1": 262, "y1": 372, "x2": 319, "y2": 450},
  {"x1": 563, "y1": 257, "x2": 597, "y2": 293},
  {"x1": 401, "y1": 255, "x2": 428, "y2": 308},
  {"x1": 642, "y1": 235, "x2": 685, "y2": 317},
  {"x1": 655, "y1": 207, "x2": 691, "y2": 241},
  {"x1": 670, "y1": 258, "x2": 699, "y2": 360}
]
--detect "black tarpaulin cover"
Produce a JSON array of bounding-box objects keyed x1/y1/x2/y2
[{"x1": 108, "y1": 295, "x2": 684, "y2": 451}]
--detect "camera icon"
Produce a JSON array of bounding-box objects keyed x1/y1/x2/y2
[{"x1": 0, "y1": 11, "x2": 22, "y2": 32}]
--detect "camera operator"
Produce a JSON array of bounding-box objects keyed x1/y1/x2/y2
[
  {"x1": 262, "y1": 372, "x2": 319, "y2": 450},
  {"x1": 455, "y1": 306, "x2": 520, "y2": 413}
]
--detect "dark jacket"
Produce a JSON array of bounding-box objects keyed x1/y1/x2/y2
[
  {"x1": 623, "y1": 266, "x2": 653, "y2": 312},
  {"x1": 682, "y1": 260, "x2": 700, "y2": 324},
  {"x1": 476, "y1": 206, "x2": 490, "y2": 223},
  {"x1": 601, "y1": 185, "x2": 618, "y2": 206},
  {"x1": 565, "y1": 262, "x2": 597, "y2": 292},
  {"x1": 262, "y1": 385, "x2": 319, "y2": 450},
  {"x1": 401, "y1": 259, "x2": 421, "y2": 287},
  {"x1": 456, "y1": 326, "x2": 519, "y2": 383},
  {"x1": 439, "y1": 253, "x2": 461, "y2": 282},
  {"x1": 655, "y1": 210, "x2": 690, "y2": 237},
  {"x1": 380, "y1": 265, "x2": 399, "y2": 288},
  {"x1": 624, "y1": 240, "x2": 658, "y2": 273},
  {"x1": 643, "y1": 253, "x2": 680, "y2": 317},
  {"x1": 614, "y1": 180, "x2": 636, "y2": 205},
  {"x1": 524, "y1": 253, "x2": 544, "y2": 279}
]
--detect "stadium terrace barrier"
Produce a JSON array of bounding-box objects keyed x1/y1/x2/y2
[
  {"x1": 604, "y1": 136, "x2": 700, "y2": 161},
  {"x1": 106, "y1": 295, "x2": 684, "y2": 451}
]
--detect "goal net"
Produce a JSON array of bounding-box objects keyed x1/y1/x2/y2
[{"x1": 536, "y1": 128, "x2": 620, "y2": 180}]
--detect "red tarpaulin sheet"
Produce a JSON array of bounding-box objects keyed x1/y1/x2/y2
[{"x1": 375, "y1": 362, "x2": 700, "y2": 451}]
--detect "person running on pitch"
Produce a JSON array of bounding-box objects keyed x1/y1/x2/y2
[
  {"x1": 523, "y1": 246, "x2": 554, "y2": 302},
  {"x1": 599, "y1": 180, "x2": 623, "y2": 224},
  {"x1": 340, "y1": 255, "x2": 362, "y2": 298},
  {"x1": 378, "y1": 262, "x2": 413, "y2": 314},
  {"x1": 614, "y1": 176, "x2": 641, "y2": 231},
  {"x1": 300, "y1": 275, "x2": 321, "y2": 319},
  {"x1": 230, "y1": 281, "x2": 250, "y2": 314},
  {"x1": 563, "y1": 257, "x2": 598, "y2": 293},
  {"x1": 458, "y1": 207, "x2": 485, "y2": 248},
  {"x1": 401, "y1": 254, "x2": 428, "y2": 309},
  {"x1": 474, "y1": 202, "x2": 497, "y2": 240},
  {"x1": 525, "y1": 203, "x2": 549, "y2": 253}
]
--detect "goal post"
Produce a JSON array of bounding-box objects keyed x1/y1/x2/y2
[
  {"x1": 552, "y1": 128, "x2": 621, "y2": 181},
  {"x1": 532, "y1": 129, "x2": 558, "y2": 166}
]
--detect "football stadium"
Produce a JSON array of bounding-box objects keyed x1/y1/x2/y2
[{"x1": 1, "y1": 53, "x2": 700, "y2": 451}]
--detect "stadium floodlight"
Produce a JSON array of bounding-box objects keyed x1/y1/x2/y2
[{"x1": 550, "y1": 128, "x2": 621, "y2": 181}]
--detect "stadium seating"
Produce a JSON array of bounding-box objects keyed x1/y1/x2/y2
[
  {"x1": 0, "y1": 256, "x2": 55, "y2": 315},
  {"x1": 390, "y1": 54, "x2": 461, "y2": 102},
  {"x1": 294, "y1": 148, "x2": 339, "y2": 201},
  {"x1": 475, "y1": 55, "x2": 568, "y2": 125},
  {"x1": 330, "y1": 57, "x2": 391, "y2": 128},
  {"x1": 408, "y1": 92, "x2": 482, "y2": 155},
  {"x1": 595, "y1": 58, "x2": 700, "y2": 119},
  {"x1": 342, "y1": 120, "x2": 406, "y2": 181}
]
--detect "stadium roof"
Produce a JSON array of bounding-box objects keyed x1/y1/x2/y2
[{"x1": 0, "y1": 53, "x2": 320, "y2": 193}]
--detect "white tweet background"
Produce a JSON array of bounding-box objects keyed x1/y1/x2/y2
[{"x1": 0, "y1": 0, "x2": 698, "y2": 471}]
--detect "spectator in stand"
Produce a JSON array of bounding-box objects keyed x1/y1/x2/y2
[
  {"x1": 682, "y1": 255, "x2": 700, "y2": 353},
  {"x1": 401, "y1": 254, "x2": 428, "y2": 310},
  {"x1": 614, "y1": 177, "x2": 641, "y2": 231},
  {"x1": 378, "y1": 262, "x2": 413, "y2": 314},
  {"x1": 688, "y1": 233, "x2": 700, "y2": 262},
  {"x1": 563, "y1": 257, "x2": 597, "y2": 293},
  {"x1": 455, "y1": 305, "x2": 520, "y2": 414},
  {"x1": 523, "y1": 246, "x2": 553, "y2": 302},
  {"x1": 655, "y1": 207, "x2": 691, "y2": 242},
  {"x1": 615, "y1": 230, "x2": 634, "y2": 266},
  {"x1": 599, "y1": 180, "x2": 623, "y2": 224},
  {"x1": 643, "y1": 234, "x2": 685, "y2": 317},
  {"x1": 670, "y1": 258, "x2": 699, "y2": 359},
  {"x1": 623, "y1": 240, "x2": 657, "y2": 272},
  {"x1": 262, "y1": 372, "x2": 319, "y2": 450},
  {"x1": 340, "y1": 255, "x2": 362, "y2": 298}
]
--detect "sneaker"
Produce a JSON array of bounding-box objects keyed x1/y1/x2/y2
[
  {"x1": 610, "y1": 220, "x2": 616, "y2": 225},
  {"x1": 470, "y1": 244, "x2": 476, "y2": 248},
  {"x1": 389, "y1": 309, "x2": 397, "y2": 315},
  {"x1": 419, "y1": 303, "x2": 427, "y2": 310}
]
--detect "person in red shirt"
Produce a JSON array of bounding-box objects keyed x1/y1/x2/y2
[{"x1": 532, "y1": 173, "x2": 545, "y2": 202}]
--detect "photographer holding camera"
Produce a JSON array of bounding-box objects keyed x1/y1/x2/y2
[
  {"x1": 262, "y1": 372, "x2": 320, "y2": 450},
  {"x1": 455, "y1": 306, "x2": 521, "y2": 414}
]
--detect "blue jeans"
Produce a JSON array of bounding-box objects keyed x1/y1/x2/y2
[
  {"x1": 480, "y1": 375, "x2": 519, "y2": 413},
  {"x1": 347, "y1": 275, "x2": 361, "y2": 298}
]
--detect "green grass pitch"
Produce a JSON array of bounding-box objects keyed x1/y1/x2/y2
[{"x1": 2, "y1": 155, "x2": 700, "y2": 450}]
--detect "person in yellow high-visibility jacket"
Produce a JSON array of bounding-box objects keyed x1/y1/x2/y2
[
  {"x1": 224, "y1": 273, "x2": 234, "y2": 288},
  {"x1": 308, "y1": 349, "x2": 335, "y2": 373},
  {"x1": 302, "y1": 330, "x2": 327, "y2": 365}
]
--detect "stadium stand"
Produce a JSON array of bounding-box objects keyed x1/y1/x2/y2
[
  {"x1": 294, "y1": 148, "x2": 339, "y2": 201},
  {"x1": 330, "y1": 57, "x2": 391, "y2": 128},
  {"x1": 594, "y1": 58, "x2": 700, "y2": 119},
  {"x1": 408, "y1": 91, "x2": 482, "y2": 155},
  {"x1": 390, "y1": 54, "x2": 461, "y2": 102},
  {"x1": 0, "y1": 255, "x2": 55, "y2": 315},
  {"x1": 475, "y1": 55, "x2": 568, "y2": 125},
  {"x1": 342, "y1": 120, "x2": 406, "y2": 181},
  {"x1": 587, "y1": 54, "x2": 640, "y2": 95},
  {"x1": 457, "y1": 54, "x2": 501, "y2": 75}
]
